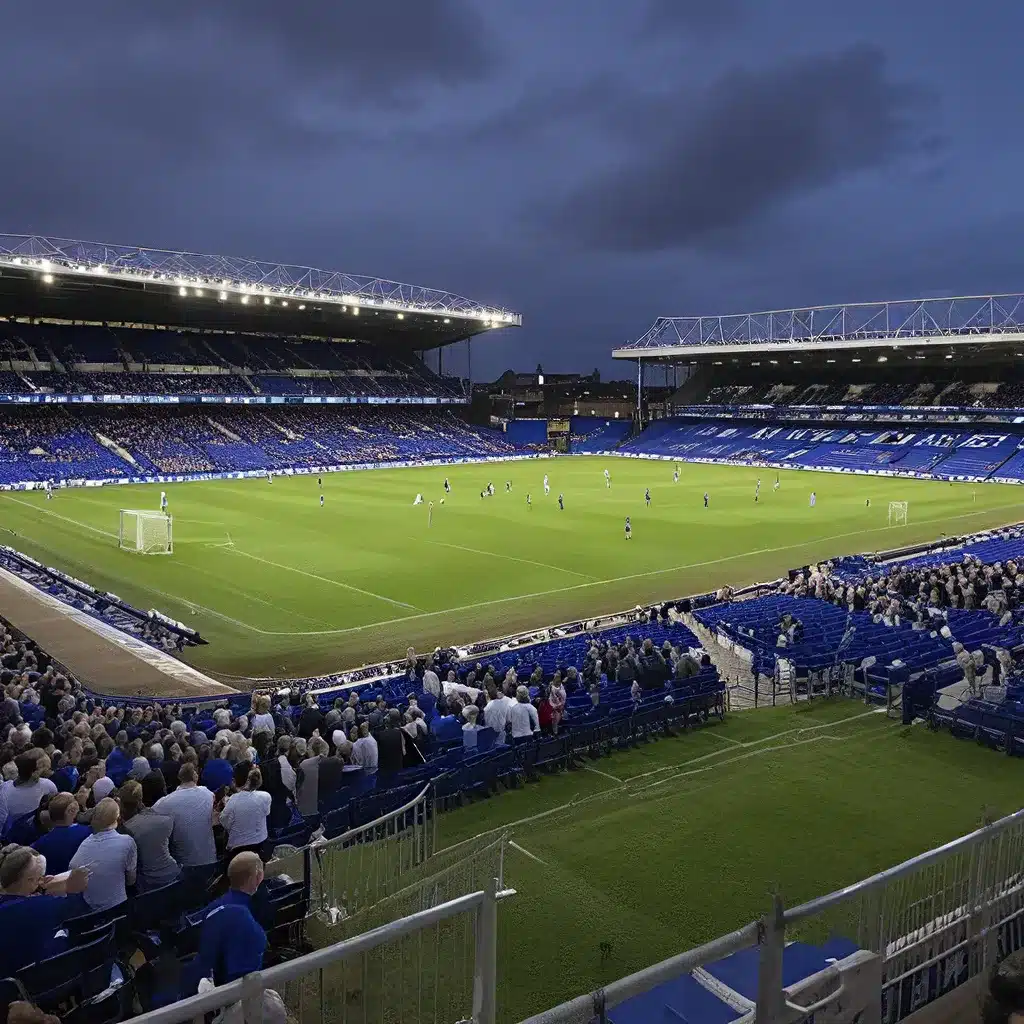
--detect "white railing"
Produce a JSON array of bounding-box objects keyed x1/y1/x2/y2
[
  {"x1": 304, "y1": 782, "x2": 436, "y2": 925},
  {"x1": 522, "y1": 806, "x2": 1024, "y2": 1024},
  {"x1": 127, "y1": 880, "x2": 509, "y2": 1024}
]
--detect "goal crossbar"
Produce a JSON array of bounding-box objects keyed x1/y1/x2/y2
[
  {"x1": 119, "y1": 509, "x2": 173, "y2": 555},
  {"x1": 888, "y1": 501, "x2": 909, "y2": 527}
]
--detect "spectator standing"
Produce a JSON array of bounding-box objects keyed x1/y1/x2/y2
[
  {"x1": 220, "y1": 768, "x2": 272, "y2": 858},
  {"x1": 509, "y1": 686, "x2": 540, "y2": 740},
  {"x1": 187, "y1": 852, "x2": 269, "y2": 990},
  {"x1": 548, "y1": 676, "x2": 567, "y2": 735},
  {"x1": 69, "y1": 797, "x2": 137, "y2": 912},
  {"x1": 377, "y1": 710, "x2": 405, "y2": 777},
  {"x1": 153, "y1": 764, "x2": 217, "y2": 872},
  {"x1": 351, "y1": 722, "x2": 379, "y2": 774},
  {"x1": 120, "y1": 775, "x2": 180, "y2": 892},
  {"x1": 297, "y1": 695, "x2": 323, "y2": 740},
  {"x1": 296, "y1": 738, "x2": 328, "y2": 818}
]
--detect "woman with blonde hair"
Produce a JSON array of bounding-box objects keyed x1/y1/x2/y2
[{"x1": 220, "y1": 767, "x2": 272, "y2": 860}]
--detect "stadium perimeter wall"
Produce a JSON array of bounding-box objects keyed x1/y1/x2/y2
[{"x1": 600, "y1": 448, "x2": 1024, "y2": 485}]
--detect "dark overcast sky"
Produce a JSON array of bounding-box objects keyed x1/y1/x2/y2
[{"x1": 2, "y1": 1, "x2": 1022, "y2": 381}]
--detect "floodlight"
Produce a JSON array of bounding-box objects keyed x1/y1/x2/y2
[
  {"x1": 443, "y1": 318, "x2": 450, "y2": 324},
  {"x1": 281, "y1": 301, "x2": 288, "y2": 307},
  {"x1": 397, "y1": 313, "x2": 404, "y2": 320},
  {"x1": 178, "y1": 286, "x2": 187, "y2": 296},
  {"x1": 42, "y1": 273, "x2": 54, "y2": 284},
  {"x1": 194, "y1": 289, "x2": 203, "y2": 297},
  {"x1": 298, "y1": 304, "x2": 306, "y2": 311},
  {"x1": 263, "y1": 297, "x2": 271, "y2": 305},
  {"x1": 218, "y1": 291, "x2": 227, "y2": 301},
  {"x1": 352, "y1": 306, "x2": 359, "y2": 315},
  {"x1": 12, "y1": 257, "x2": 21, "y2": 265},
  {"x1": 241, "y1": 295, "x2": 249, "y2": 304}
]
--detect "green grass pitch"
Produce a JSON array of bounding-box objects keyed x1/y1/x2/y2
[
  {"x1": 0, "y1": 457, "x2": 1020, "y2": 679},
  {"x1": 434, "y1": 699, "x2": 1024, "y2": 1022}
]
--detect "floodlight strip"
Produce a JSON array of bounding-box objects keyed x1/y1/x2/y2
[
  {"x1": 619, "y1": 294, "x2": 1024, "y2": 352},
  {"x1": 0, "y1": 234, "x2": 521, "y2": 328}
]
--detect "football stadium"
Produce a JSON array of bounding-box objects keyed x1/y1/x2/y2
[{"x1": 4, "y1": 234, "x2": 1024, "y2": 1024}]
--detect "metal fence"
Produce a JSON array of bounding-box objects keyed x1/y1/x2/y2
[
  {"x1": 125, "y1": 880, "x2": 509, "y2": 1024},
  {"x1": 302, "y1": 783, "x2": 437, "y2": 926},
  {"x1": 522, "y1": 806, "x2": 1024, "y2": 1024}
]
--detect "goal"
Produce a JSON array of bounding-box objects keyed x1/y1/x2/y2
[
  {"x1": 888, "y1": 501, "x2": 909, "y2": 527},
  {"x1": 119, "y1": 510, "x2": 173, "y2": 554}
]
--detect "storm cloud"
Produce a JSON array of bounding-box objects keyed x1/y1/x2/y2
[{"x1": 550, "y1": 44, "x2": 932, "y2": 253}]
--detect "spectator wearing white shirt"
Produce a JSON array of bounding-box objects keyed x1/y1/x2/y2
[
  {"x1": 0, "y1": 753, "x2": 57, "y2": 829},
  {"x1": 351, "y1": 722, "x2": 378, "y2": 773},
  {"x1": 250, "y1": 695, "x2": 276, "y2": 737},
  {"x1": 462, "y1": 706, "x2": 482, "y2": 749},
  {"x1": 220, "y1": 767, "x2": 273, "y2": 857},
  {"x1": 69, "y1": 797, "x2": 137, "y2": 912},
  {"x1": 421, "y1": 663, "x2": 441, "y2": 698},
  {"x1": 509, "y1": 686, "x2": 540, "y2": 740},
  {"x1": 153, "y1": 764, "x2": 217, "y2": 870},
  {"x1": 483, "y1": 683, "x2": 510, "y2": 738}
]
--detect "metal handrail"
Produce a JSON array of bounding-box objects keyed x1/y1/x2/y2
[
  {"x1": 308, "y1": 781, "x2": 431, "y2": 853},
  {"x1": 124, "y1": 886, "x2": 499, "y2": 1024}
]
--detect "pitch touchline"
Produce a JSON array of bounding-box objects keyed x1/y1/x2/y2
[
  {"x1": 234, "y1": 502, "x2": 1024, "y2": 636},
  {"x1": 424, "y1": 539, "x2": 598, "y2": 581},
  {"x1": 226, "y1": 547, "x2": 420, "y2": 612}
]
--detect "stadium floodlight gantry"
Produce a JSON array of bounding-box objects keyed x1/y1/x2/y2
[
  {"x1": 613, "y1": 294, "x2": 1024, "y2": 360},
  {"x1": 0, "y1": 233, "x2": 521, "y2": 348}
]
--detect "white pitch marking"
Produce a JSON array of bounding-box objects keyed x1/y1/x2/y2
[
  {"x1": 425, "y1": 539, "x2": 598, "y2": 580},
  {"x1": 509, "y1": 840, "x2": 548, "y2": 866},
  {"x1": 227, "y1": 547, "x2": 420, "y2": 611}
]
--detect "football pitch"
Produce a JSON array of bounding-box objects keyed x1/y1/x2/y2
[
  {"x1": 434, "y1": 699, "x2": 1024, "y2": 1023},
  {"x1": 0, "y1": 457, "x2": 1021, "y2": 680}
]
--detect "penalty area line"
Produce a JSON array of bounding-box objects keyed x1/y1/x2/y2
[{"x1": 226, "y1": 547, "x2": 420, "y2": 612}]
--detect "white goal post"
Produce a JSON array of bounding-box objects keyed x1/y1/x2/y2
[
  {"x1": 888, "y1": 501, "x2": 909, "y2": 527},
  {"x1": 119, "y1": 510, "x2": 173, "y2": 554}
]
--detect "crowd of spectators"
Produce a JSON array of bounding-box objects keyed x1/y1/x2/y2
[
  {"x1": 780, "y1": 555, "x2": 1024, "y2": 623},
  {"x1": 0, "y1": 606, "x2": 719, "y2": 993}
]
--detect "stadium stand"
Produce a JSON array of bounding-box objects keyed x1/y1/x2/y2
[
  {"x1": 617, "y1": 417, "x2": 1024, "y2": 481},
  {"x1": 568, "y1": 416, "x2": 632, "y2": 452},
  {"x1": 0, "y1": 407, "x2": 524, "y2": 484},
  {"x1": 0, "y1": 599, "x2": 723, "y2": 1010},
  {"x1": 0, "y1": 323, "x2": 465, "y2": 401}
]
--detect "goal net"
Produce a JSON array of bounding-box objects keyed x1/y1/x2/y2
[
  {"x1": 888, "y1": 501, "x2": 909, "y2": 527},
  {"x1": 119, "y1": 510, "x2": 173, "y2": 554}
]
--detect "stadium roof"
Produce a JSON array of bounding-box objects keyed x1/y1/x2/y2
[
  {"x1": 613, "y1": 295, "x2": 1024, "y2": 361},
  {"x1": 0, "y1": 234, "x2": 520, "y2": 347}
]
